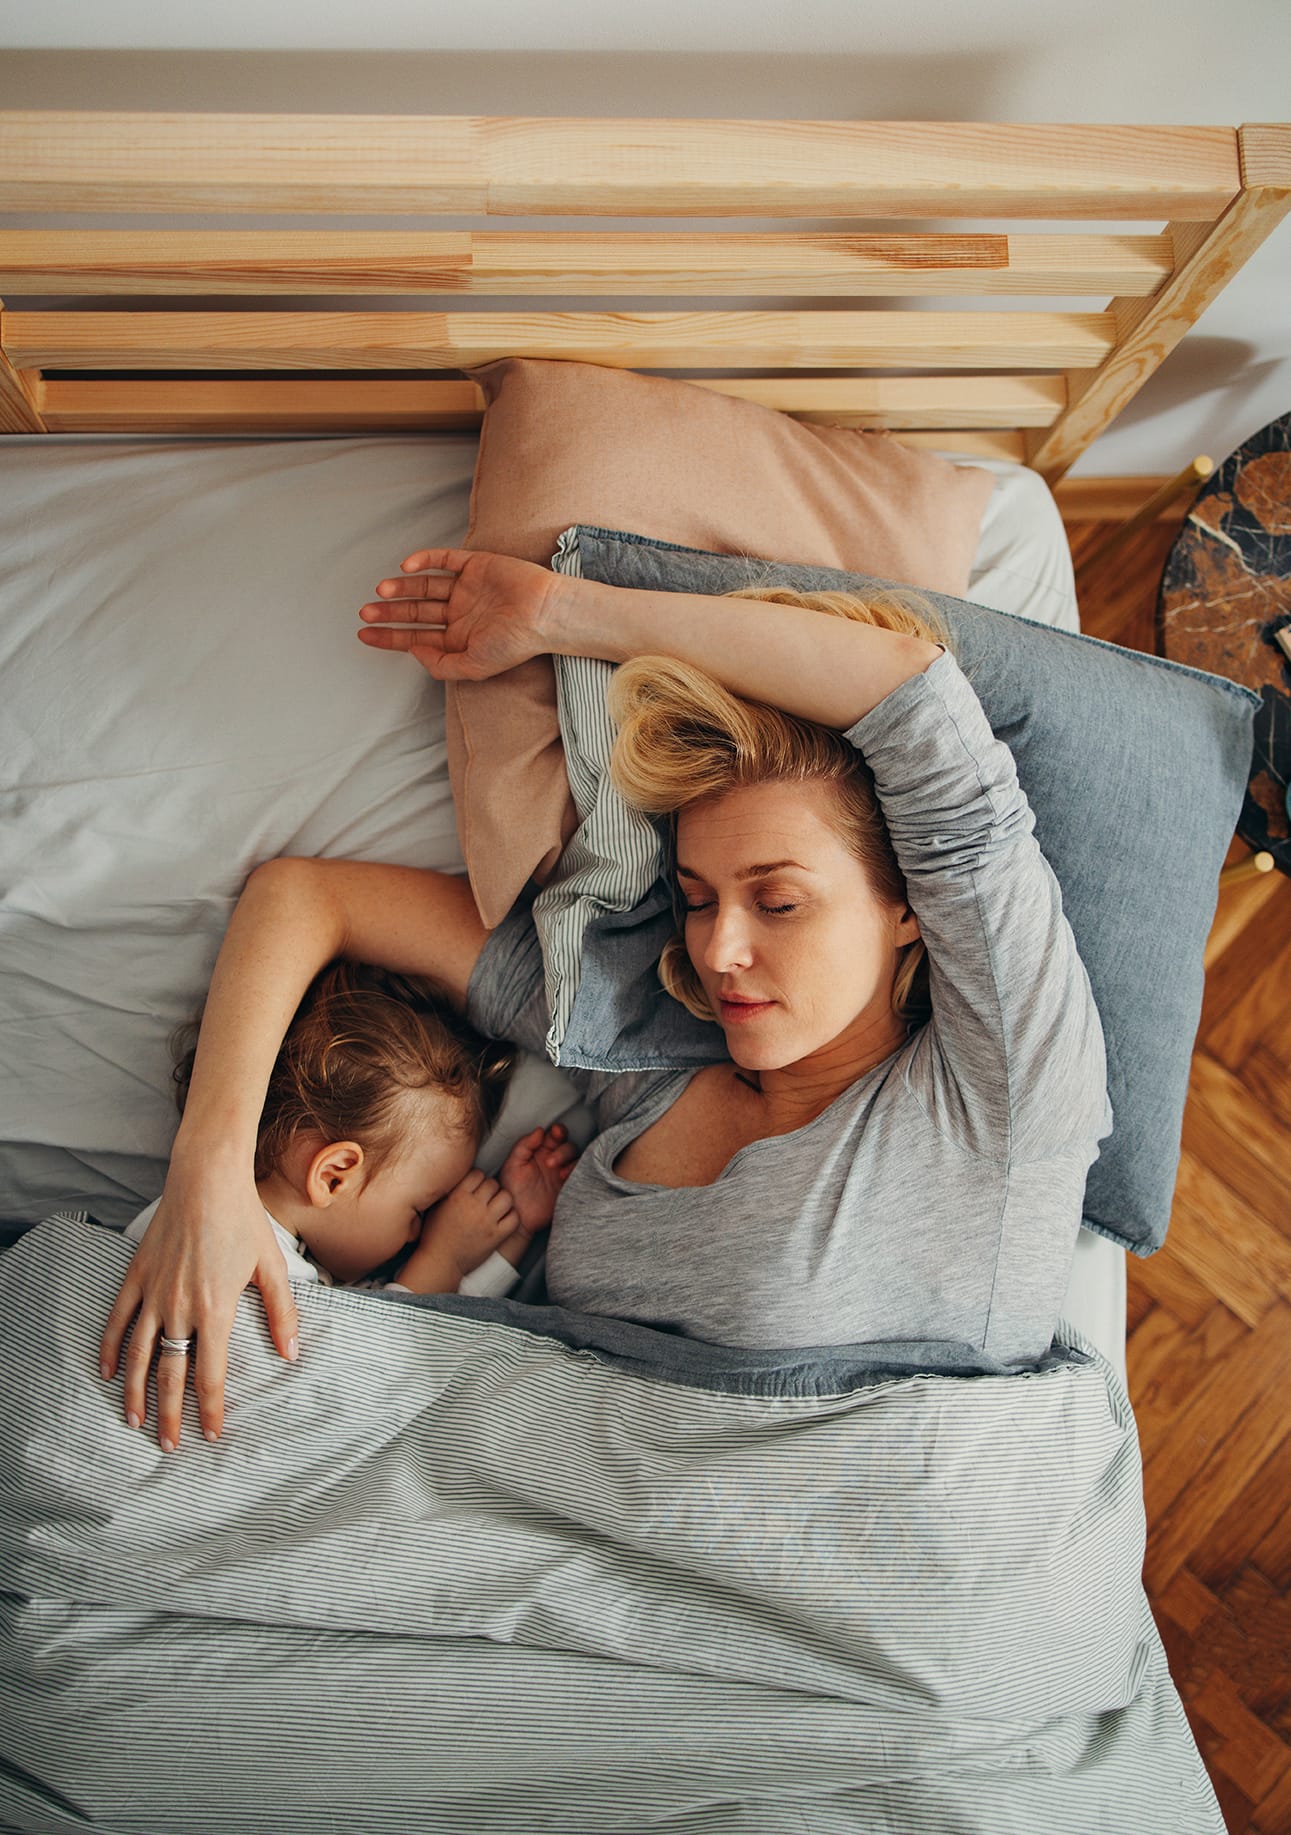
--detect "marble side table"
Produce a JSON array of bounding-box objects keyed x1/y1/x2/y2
[{"x1": 1159, "y1": 411, "x2": 1291, "y2": 877}]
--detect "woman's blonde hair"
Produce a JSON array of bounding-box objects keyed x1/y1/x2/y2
[{"x1": 607, "y1": 585, "x2": 950, "y2": 1029}]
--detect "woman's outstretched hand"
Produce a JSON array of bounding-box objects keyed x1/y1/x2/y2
[
  {"x1": 357, "y1": 548, "x2": 566, "y2": 681},
  {"x1": 99, "y1": 1164, "x2": 299, "y2": 1451}
]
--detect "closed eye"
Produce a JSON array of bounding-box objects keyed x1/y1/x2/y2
[{"x1": 683, "y1": 900, "x2": 798, "y2": 916}]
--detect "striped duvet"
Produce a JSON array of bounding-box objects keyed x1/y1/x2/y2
[{"x1": 0, "y1": 1214, "x2": 1219, "y2": 1833}]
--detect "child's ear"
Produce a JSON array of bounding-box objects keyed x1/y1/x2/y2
[{"x1": 304, "y1": 1141, "x2": 366, "y2": 1208}]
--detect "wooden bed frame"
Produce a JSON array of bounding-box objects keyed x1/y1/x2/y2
[{"x1": 1, "y1": 114, "x2": 1287, "y2": 481}]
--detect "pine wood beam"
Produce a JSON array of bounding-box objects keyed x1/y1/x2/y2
[
  {"x1": 7, "y1": 308, "x2": 1114, "y2": 373},
  {"x1": 0, "y1": 230, "x2": 1172, "y2": 298},
  {"x1": 0, "y1": 115, "x2": 1240, "y2": 219},
  {"x1": 0, "y1": 303, "x2": 45, "y2": 431},
  {"x1": 36, "y1": 376, "x2": 1062, "y2": 436},
  {"x1": 1027, "y1": 123, "x2": 1291, "y2": 483}
]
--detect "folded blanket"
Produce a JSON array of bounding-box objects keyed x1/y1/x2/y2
[{"x1": 0, "y1": 1215, "x2": 1220, "y2": 1834}]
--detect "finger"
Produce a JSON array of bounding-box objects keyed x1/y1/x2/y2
[
  {"x1": 355, "y1": 629, "x2": 480, "y2": 679},
  {"x1": 154, "y1": 1337, "x2": 192, "y2": 1452},
  {"x1": 461, "y1": 1168, "x2": 486, "y2": 1193},
  {"x1": 122, "y1": 1307, "x2": 161, "y2": 1428},
  {"x1": 192, "y1": 1315, "x2": 233, "y2": 1445},
  {"x1": 256, "y1": 1254, "x2": 301, "y2": 1368},
  {"x1": 365, "y1": 582, "x2": 454, "y2": 615},
  {"x1": 400, "y1": 547, "x2": 474, "y2": 574},
  {"x1": 545, "y1": 1143, "x2": 578, "y2": 1168},
  {"x1": 489, "y1": 1192, "x2": 518, "y2": 1226},
  {"x1": 356, "y1": 621, "x2": 450, "y2": 648},
  {"x1": 477, "y1": 1177, "x2": 499, "y2": 1201},
  {"x1": 546, "y1": 1123, "x2": 567, "y2": 1143},
  {"x1": 380, "y1": 571, "x2": 456, "y2": 601},
  {"x1": 100, "y1": 1272, "x2": 143, "y2": 1381}
]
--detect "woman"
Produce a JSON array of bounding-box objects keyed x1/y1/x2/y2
[{"x1": 101, "y1": 547, "x2": 1111, "y2": 1450}]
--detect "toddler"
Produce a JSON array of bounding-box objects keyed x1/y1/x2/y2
[{"x1": 126, "y1": 961, "x2": 576, "y2": 1297}]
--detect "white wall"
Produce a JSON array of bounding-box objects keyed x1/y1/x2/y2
[{"x1": 2, "y1": 0, "x2": 1288, "y2": 473}]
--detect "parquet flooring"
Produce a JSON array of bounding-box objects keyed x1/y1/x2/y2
[{"x1": 1067, "y1": 515, "x2": 1291, "y2": 1834}]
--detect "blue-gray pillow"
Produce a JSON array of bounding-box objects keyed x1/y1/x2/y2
[{"x1": 549, "y1": 526, "x2": 1258, "y2": 1258}]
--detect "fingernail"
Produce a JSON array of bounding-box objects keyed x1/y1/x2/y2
[
  {"x1": 159, "y1": 1436, "x2": 176, "y2": 1454},
  {"x1": 287, "y1": 1335, "x2": 299, "y2": 1362},
  {"x1": 203, "y1": 1429, "x2": 219, "y2": 1444},
  {"x1": 126, "y1": 1410, "x2": 141, "y2": 1429},
  {"x1": 100, "y1": 1362, "x2": 112, "y2": 1380}
]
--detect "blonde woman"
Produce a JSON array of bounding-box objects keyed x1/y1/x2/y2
[{"x1": 102, "y1": 548, "x2": 1111, "y2": 1449}]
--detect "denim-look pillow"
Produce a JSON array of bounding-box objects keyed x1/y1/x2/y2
[{"x1": 543, "y1": 527, "x2": 1258, "y2": 1258}]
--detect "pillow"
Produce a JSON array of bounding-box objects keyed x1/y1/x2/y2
[
  {"x1": 449, "y1": 358, "x2": 996, "y2": 926},
  {"x1": 532, "y1": 526, "x2": 1258, "y2": 1259}
]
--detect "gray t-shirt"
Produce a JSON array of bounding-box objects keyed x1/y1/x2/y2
[{"x1": 467, "y1": 651, "x2": 1112, "y2": 1365}]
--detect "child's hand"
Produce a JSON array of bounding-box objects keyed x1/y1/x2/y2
[
  {"x1": 395, "y1": 1169, "x2": 519, "y2": 1295},
  {"x1": 499, "y1": 1123, "x2": 578, "y2": 1236}
]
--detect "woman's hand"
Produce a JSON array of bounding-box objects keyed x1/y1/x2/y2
[
  {"x1": 356, "y1": 548, "x2": 567, "y2": 681},
  {"x1": 99, "y1": 1159, "x2": 299, "y2": 1451}
]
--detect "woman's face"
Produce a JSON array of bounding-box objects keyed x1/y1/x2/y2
[{"x1": 675, "y1": 778, "x2": 919, "y2": 1073}]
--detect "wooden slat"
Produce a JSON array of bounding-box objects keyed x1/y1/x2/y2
[
  {"x1": 0, "y1": 114, "x2": 1241, "y2": 219},
  {"x1": 1055, "y1": 473, "x2": 1199, "y2": 521},
  {"x1": 1028, "y1": 122, "x2": 1291, "y2": 482},
  {"x1": 6, "y1": 308, "x2": 1115, "y2": 372},
  {"x1": 0, "y1": 306, "x2": 44, "y2": 431},
  {"x1": 891, "y1": 430, "x2": 1027, "y2": 460},
  {"x1": 38, "y1": 379, "x2": 486, "y2": 433},
  {"x1": 0, "y1": 229, "x2": 1173, "y2": 298},
  {"x1": 37, "y1": 376, "x2": 1058, "y2": 438},
  {"x1": 682, "y1": 375, "x2": 1065, "y2": 428}
]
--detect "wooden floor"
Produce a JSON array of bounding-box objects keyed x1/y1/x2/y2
[{"x1": 1066, "y1": 516, "x2": 1291, "y2": 1835}]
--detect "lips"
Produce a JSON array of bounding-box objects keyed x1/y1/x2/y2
[{"x1": 718, "y1": 995, "x2": 776, "y2": 1023}]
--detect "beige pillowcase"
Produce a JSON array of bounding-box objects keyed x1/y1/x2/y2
[{"x1": 451, "y1": 358, "x2": 995, "y2": 927}]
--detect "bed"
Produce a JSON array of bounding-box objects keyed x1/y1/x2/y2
[{"x1": 0, "y1": 113, "x2": 1284, "y2": 1832}]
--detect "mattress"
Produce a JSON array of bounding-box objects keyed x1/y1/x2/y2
[{"x1": 0, "y1": 434, "x2": 1121, "y2": 1372}]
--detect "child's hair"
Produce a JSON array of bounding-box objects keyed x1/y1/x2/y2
[
  {"x1": 173, "y1": 962, "x2": 515, "y2": 1182},
  {"x1": 607, "y1": 585, "x2": 951, "y2": 1030}
]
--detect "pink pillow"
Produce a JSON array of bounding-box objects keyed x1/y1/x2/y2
[{"x1": 451, "y1": 359, "x2": 995, "y2": 927}]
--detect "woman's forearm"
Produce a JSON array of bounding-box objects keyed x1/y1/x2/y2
[
  {"x1": 171, "y1": 858, "x2": 345, "y2": 1164},
  {"x1": 173, "y1": 857, "x2": 488, "y2": 1166},
  {"x1": 546, "y1": 578, "x2": 941, "y2": 727}
]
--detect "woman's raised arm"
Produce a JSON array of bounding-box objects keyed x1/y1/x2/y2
[
  {"x1": 359, "y1": 548, "x2": 942, "y2": 729},
  {"x1": 100, "y1": 857, "x2": 486, "y2": 1451}
]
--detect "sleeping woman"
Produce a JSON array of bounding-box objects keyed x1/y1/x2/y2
[{"x1": 100, "y1": 547, "x2": 1112, "y2": 1449}]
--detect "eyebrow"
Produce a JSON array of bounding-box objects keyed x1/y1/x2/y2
[{"x1": 675, "y1": 859, "x2": 813, "y2": 883}]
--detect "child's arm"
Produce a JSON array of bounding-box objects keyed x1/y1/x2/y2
[
  {"x1": 393, "y1": 1126, "x2": 578, "y2": 1298},
  {"x1": 499, "y1": 1125, "x2": 577, "y2": 1230}
]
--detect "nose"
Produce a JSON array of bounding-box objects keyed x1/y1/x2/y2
[{"x1": 702, "y1": 902, "x2": 755, "y2": 974}]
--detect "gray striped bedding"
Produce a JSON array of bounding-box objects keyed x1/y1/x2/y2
[{"x1": 0, "y1": 1214, "x2": 1219, "y2": 1833}]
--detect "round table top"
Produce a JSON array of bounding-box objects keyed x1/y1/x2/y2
[{"x1": 1159, "y1": 411, "x2": 1291, "y2": 872}]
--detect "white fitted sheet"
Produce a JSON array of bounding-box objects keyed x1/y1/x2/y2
[{"x1": 0, "y1": 436, "x2": 1119, "y2": 1372}]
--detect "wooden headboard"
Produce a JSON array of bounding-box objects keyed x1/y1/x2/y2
[{"x1": 1, "y1": 114, "x2": 1288, "y2": 480}]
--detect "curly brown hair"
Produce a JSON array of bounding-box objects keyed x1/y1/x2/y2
[{"x1": 173, "y1": 962, "x2": 515, "y2": 1182}]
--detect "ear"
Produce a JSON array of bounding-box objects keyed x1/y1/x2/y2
[
  {"x1": 303, "y1": 1140, "x2": 366, "y2": 1208},
  {"x1": 892, "y1": 903, "x2": 922, "y2": 948}
]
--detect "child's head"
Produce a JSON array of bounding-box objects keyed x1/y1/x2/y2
[{"x1": 175, "y1": 962, "x2": 514, "y2": 1281}]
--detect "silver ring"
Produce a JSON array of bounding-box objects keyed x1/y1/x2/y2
[{"x1": 159, "y1": 1334, "x2": 194, "y2": 1358}]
